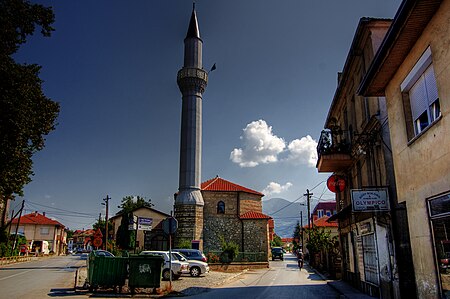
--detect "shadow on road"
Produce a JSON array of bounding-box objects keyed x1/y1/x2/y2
[
  {"x1": 165, "y1": 285, "x2": 339, "y2": 298},
  {"x1": 48, "y1": 288, "x2": 88, "y2": 297}
]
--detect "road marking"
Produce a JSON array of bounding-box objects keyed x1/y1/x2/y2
[{"x1": 0, "y1": 268, "x2": 35, "y2": 281}]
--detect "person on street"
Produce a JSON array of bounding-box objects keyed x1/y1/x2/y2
[{"x1": 297, "y1": 250, "x2": 304, "y2": 268}]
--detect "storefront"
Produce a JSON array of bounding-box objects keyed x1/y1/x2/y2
[{"x1": 428, "y1": 192, "x2": 450, "y2": 298}]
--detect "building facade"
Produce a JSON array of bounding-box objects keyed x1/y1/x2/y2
[
  {"x1": 11, "y1": 212, "x2": 66, "y2": 255},
  {"x1": 359, "y1": 0, "x2": 450, "y2": 297},
  {"x1": 201, "y1": 176, "x2": 271, "y2": 259},
  {"x1": 317, "y1": 18, "x2": 416, "y2": 298},
  {"x1": 110, "y1": 206, "x2": 170, "y2": 251}
]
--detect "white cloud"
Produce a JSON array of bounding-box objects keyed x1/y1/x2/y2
[
  {"x1": 230, "y1": 120, "x2": 285, "y2": 167},
  {"x1": 285, "y1": 135, "x2": 318, "y2": 167},
  {"x1": 262, "y1": 182, "x2": 293, "y2": 196}
]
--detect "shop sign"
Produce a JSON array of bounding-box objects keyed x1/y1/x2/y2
[
  {"x1": 327, "y1": 175, "x2": 346, "y2": 193},
  {"x1": 351, "y1": 188, "x2": 390, "y2": 212},
  {"x1": 359, "y1": 222, "x2": 372, "y2": 234}
]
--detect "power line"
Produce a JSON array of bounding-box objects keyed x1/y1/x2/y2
[{"x1": 25, "y1": 200, "x2": 98, "y2": 217}]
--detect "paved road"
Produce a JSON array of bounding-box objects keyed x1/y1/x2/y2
[
  {"x1": 0, "y1": 254, "x2": 86, "y2": 299},
  {"x1": 183, "y1": 253, "x2": 339, "y2": 299}
]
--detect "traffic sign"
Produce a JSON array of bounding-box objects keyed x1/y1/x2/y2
[
  {"x1": 162, "y1": 217, "x2": 178, "y2": 234},
  {"x1": 93, "y1": 237, "x2": 102, "y2": 248},
  {"x1": 138, "y1": 217, "x2": 153, "y2": 231}
]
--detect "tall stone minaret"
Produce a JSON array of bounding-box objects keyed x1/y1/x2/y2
[{"x1": 174, "y1": 4, "x2": 207, "y2": 249}]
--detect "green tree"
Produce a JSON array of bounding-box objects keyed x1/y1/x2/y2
[
  {"x1": 0, "y1": 0, "x2": 59, "y2": 228},
  {"x1": 115, "y1": 195, "x2": 153, "y2": 250},
  {"x1": 292, "y1": 221, "x2": 302, "y2": 251},
  {"x1": 270, "y1": 234, "x2": 283, "y2": 247},
  {"x1": 305, "y1": 226, "x2": 337, "y2": 256}
]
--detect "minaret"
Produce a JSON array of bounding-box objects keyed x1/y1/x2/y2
[{"x1": 174, "y1": 4, "x2": 207, "y2": 249}]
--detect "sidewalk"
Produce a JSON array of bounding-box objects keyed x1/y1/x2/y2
[{"x1": 306, "y1": 263, "x2": 374, "y2": 299}]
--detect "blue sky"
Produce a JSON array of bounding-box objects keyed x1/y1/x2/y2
[{"x1": 12, "y1": 0, "x2": 401, "y2": 230}]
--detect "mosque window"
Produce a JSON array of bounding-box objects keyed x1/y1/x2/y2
[{"x1": 217, "y1": 201, "x2": 225, "y2": 214}]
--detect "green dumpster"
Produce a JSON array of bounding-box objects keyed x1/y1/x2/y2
[
  {"x1": 86, "y1": 251, "x2": 128, "y2": 292},
  {"x1": 128, "y1": 255, "x2": 164, "y2": 293}
]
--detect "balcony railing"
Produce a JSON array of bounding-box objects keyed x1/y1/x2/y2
[{"x1": 316, "y1": 129, "x2": 352, "y2": 172}]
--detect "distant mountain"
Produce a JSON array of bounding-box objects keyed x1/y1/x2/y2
[{"x1": 262, "y1": 198, "x2": 308, "y2": 238}]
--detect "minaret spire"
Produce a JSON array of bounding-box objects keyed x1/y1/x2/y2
[
  {"x1": 174, "y1": 4, "x2": 208, "y2": 249},
  {"x1": 186, "y1": 3, "x2": 200, "y2": 39}
]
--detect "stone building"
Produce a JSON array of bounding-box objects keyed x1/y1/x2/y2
[
  {"x1": 201, "y1": 176, "x2": 271, "y2": 255},
  {"x1": 359, "y1": 0, "x2": 450, "y2": 297},
  {"x1": 317, "y1": 17, "x2": 415, "y2": 298}
]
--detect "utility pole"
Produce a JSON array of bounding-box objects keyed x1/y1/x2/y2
[
  {"x1": 304, "y1": 189, "x2": 313, "y2": 241},
  {"x1": 300, "y1": 210, "x2": 304, "y2": 250},
  {"x1": 12, "y1": 201, "x2": 25, "y2": 252},
  {"x1": 102, "y1": 195, "x2": 110, "y2": 251}
]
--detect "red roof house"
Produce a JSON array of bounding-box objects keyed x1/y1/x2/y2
[{"x1": 11, "y1": 212, "x2": 66, "y2": 255}]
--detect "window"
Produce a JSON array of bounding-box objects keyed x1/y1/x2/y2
[
  {"x1": 40, "y1": 227, "x2": 49, "y2": 235},
  {"x1": 326, "y1": 210, "x2": 332, "y2": 217},
  {"x1": 317, "y1": 209, "x2": 324, "y2": 218},
  {"x1": 217, "y1": 201, "x2": 225, "y2": 214},
  {"x1": 401, "y1": 47, "x2": 441, "y2": 137}
]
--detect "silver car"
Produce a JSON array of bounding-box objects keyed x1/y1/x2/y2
[{"x1": 172, "y1": 251, "x2": 209, "y2": 277}]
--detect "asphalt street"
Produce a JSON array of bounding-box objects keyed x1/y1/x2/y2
[
  {"x1": 185, "y1": 253, "x2": 339, "y2": 299},
  {"x1": 0, "y1": 254, "x2": 85, "y2": 299}
]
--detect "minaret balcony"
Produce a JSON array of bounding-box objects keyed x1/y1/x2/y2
[
  {"x1": 177, "y1": 68, "x2": 208, "y2": 82},
  {"x1": 177, "y1": 68, "x2": 208, "y2": 93},
  {"x1": 316, "y1": 129, "x2": 352, "y2": 172}
]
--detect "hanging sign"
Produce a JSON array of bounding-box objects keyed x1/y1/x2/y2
[
  {"x1": 351, "y1": 188, "x2": 390, "y2": 212},
  {"x1": 327, "y1": 175, "x2": 346, "y2": 193}
]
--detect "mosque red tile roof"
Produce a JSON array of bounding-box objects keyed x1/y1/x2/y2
[
  {"x1": 11, "y1": 212, "x2": 63, "y2": 227},
  {"x1": 201, "y1": 176, "x2": 264, "y2": 196},
  {"x1": 239, "y1": 211, "x2": 272, "y2": 220}
]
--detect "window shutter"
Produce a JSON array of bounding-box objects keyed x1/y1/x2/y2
[
  {"x1": 409, "y1": 76, "x2": 428, "y2": 121},
  {"x1": 424, "y1": 65, "x2": 438, "y2": 104}
]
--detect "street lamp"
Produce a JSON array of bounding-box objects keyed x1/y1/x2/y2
[{"x1": 101, "y1": 195, "x2": 110, "y2": 251}]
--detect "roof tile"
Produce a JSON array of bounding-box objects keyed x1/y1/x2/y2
[
  {"x1": 240, "y1": 211, "x2": 272, "y2": 220},
  {"x1": 202, "y1": 176, "x2": 264, "y2": 196},
  {"x1": 11, "y1": 212, "x2": 63, "y2": 227}
]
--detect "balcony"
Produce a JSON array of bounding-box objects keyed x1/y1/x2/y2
[{"x1": 316, "y1": 129, "x2": 352, "y2": 172}]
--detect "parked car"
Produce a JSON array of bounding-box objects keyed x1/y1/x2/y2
[
  {"x1": 271, "y1": 247, "x2": 284, "y2": 261},
  {"x1": 139, "y1": 250, "x2": 189, "y2": 280},
  {"x1": 172, "y1": 251, "x2": 209, "y2": 277},
  {"x1": 92, "y1": 250, "x2": 114, "y2": 257},
  {"x1": 172, "y1": 248, "x2": 207, "y2": 262}
]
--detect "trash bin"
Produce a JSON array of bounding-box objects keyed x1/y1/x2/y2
[
  {"x1": 86, "y1": 251, "x2": 128, "y2": 292},
  {"x1": 128, "y1": 255, "x2": 164, "y2": 293}
]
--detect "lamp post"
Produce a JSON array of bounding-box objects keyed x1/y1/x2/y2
[{"x1": 101, "y1": 195, "x2": 110, "y2": 251}]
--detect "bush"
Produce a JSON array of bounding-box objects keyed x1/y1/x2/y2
[
  {"x1": 206, "y1": 252, "x2": 219, "y2": 263},
  {"x1": 219, "y1": 236, "x2": 239, "y2": 263},
  {"x1": 177, "y1": 239, "x2": 192, "y2": 249}
]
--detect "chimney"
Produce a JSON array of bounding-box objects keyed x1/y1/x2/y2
[{"x1": 43, "y1": 212, "x2": 45, "y2": 217}]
